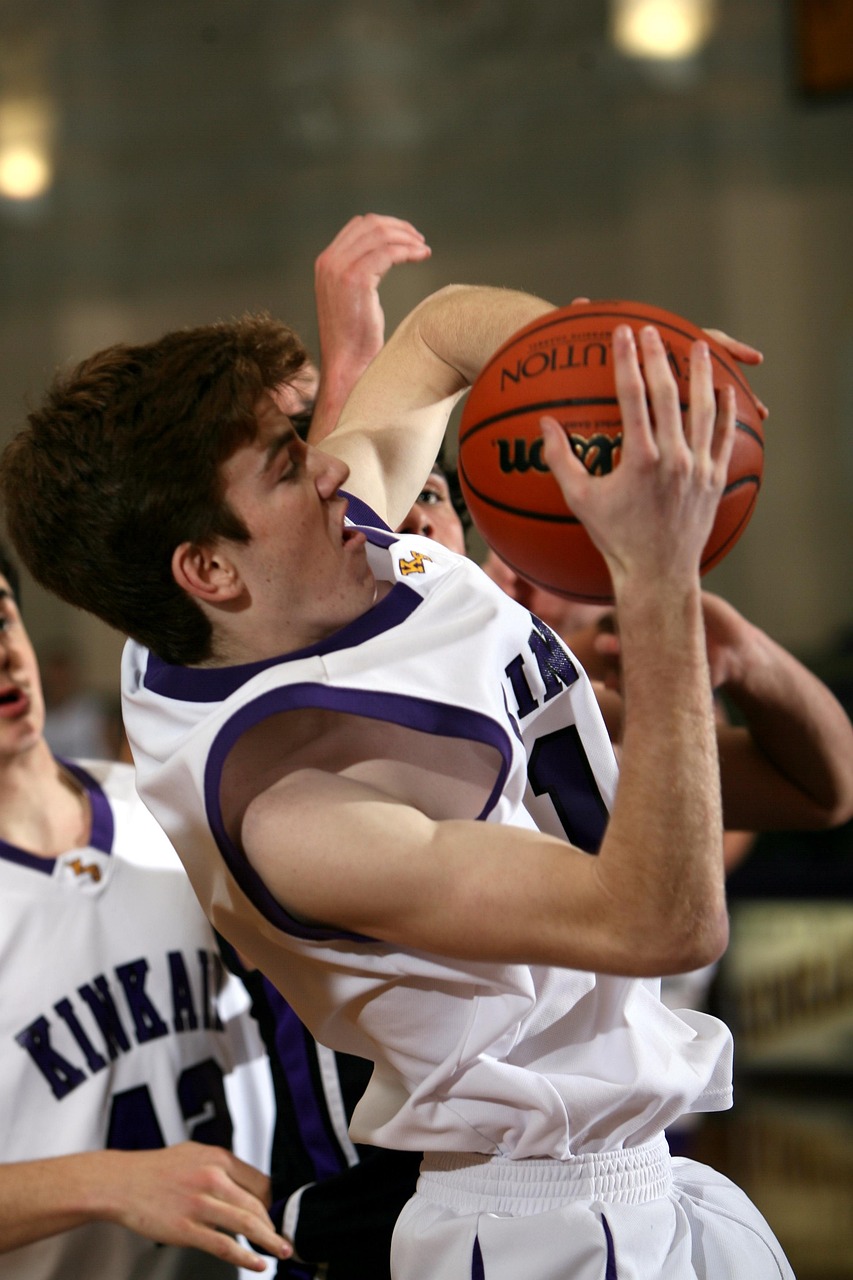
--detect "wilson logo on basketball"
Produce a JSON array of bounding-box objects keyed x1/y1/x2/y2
[
  {"x1": 570, "y1": 433, "x2": 622, "y2": 476},
  {"x1": 495, "y1": 433, "x2": 622, "y2": 477},
  {"x1": 495, "y1": 438, "x2": 549, "y2": 474}
]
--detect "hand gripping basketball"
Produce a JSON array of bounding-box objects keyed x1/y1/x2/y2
[
  {"x1": 458, "y1": 300, "x2": 763, "y2": 602},
  {"x1": 540, "y1": 324, "x2": 736, "y2": 599}
]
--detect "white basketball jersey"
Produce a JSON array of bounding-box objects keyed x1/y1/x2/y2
[
  {"x1": 0, "y1": 759, "x2": 270, "y2": 1280},
  {"x1": 122, "y1": 521, "x2": 733, "y2": 1162}
]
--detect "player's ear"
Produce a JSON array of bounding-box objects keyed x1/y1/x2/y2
[{"x1": 171, "y1": 541, "x2": 242, "y2": 604}]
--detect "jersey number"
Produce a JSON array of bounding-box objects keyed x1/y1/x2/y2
[
  {"x1": 528, "y1": 725, "x2": 608, "y2": 853},
  {"x1": 106, "y1": 1058, "x2": 233, "y2": 1151}
]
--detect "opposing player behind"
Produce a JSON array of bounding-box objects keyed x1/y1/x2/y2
[
  {"x1": 0, "y1": 540, "x2": 290, "y2": 1276},
  {"x1": 3, "y1": 284, "x2": 853, "y2": 1280}
]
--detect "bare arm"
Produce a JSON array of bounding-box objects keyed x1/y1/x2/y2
[
  {"x1": 307, "y1": 214, "x2": 431, "y2": 444},
  {"x1": 0, "y1": 1144, "x2": 290, "y2": 1270},
  {"x1": 321, "y1": 284, "x2": 556, "y2": 529},
  {"x1": 240, "y1": 325, "x2": 733, "y2": 978},
  {"x1": 702, "y1": 593, "x2": 853, "y2": 831},
  {"x1": 583, "y1": 593, "x2": 853, "y2": 834}
]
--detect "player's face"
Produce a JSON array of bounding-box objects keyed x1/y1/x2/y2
[
  {"x1": 395, "y1": 470, "x2": 466, "y2": 555},
  {"x1": 481, "y1": 550, "x2": 609, "y2": 637},
  {"x1": 0, "y1": 577, "x2": 46, "y2": 758},
  {"x1": 217, "y1": 392, "x2": 377, "y2": 653}
]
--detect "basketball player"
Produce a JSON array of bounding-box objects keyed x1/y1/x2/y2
[
  {"x1": 220, "y1": 214, "x2": 431, "y2": 1280},
  {"x1": 227, "y1": 466, "x2": 457, "y2": 1280},
  {"x1": 0, "y1": 541, "x2": 290, "y2": 1277},
  {"x1": 4, "y1": 282, "x2": 853, "y2": 1280}
]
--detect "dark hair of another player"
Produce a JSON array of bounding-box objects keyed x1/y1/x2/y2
[
  {"x1": 433, "y1": 449, "x2": 472, "y2": 535},
  {"x1": 0, "y1": 313, "x2": 307, "y2": 665},
  {"x1": 0, "y1": 536, "x2": 21, "y2": 603}
]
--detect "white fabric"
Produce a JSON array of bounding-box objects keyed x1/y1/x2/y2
[
  {"x1": 391, "y1": 1149, "x2": 794, "y2": 1279},
  {"x1": 122, "y1": 530, "x2": 733, "y2": 1163},
  {"x1": 0, "y1": 759, "x2": 272, "y2": 1280}
]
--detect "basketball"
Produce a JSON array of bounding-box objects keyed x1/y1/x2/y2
[{"x1": 458, "y1": 300, "x2": 764, "y2": 603}]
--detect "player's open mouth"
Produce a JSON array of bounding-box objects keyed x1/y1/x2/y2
[
  {"x1": 341, "y1": 526, "x2": 366, "y2": 549},
  {"x1": 0, "y1": 686, "x2": 28, "y2": 718}
]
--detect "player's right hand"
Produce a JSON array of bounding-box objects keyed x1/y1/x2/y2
[
  {"x1": 108, "y1": 1141, "x2": 291, "y2": 1271},
  {"x1": 540, "y1": 324, "x2": 736, "y2": 600}
]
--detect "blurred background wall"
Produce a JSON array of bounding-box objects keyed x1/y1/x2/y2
[
  {"x1": 0, "y1": 0, "x2": 850, "y2": 686},
  {"x1": 0, "y1": 3, "x2": 852, "y2": 1275}
]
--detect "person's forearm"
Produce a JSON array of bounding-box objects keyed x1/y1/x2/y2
[
  {"x1": 0, "y1": 1152, "x2": 121, "y2": 1251},
  {"x1": 0, "y1": 1145, "x2": 289, "y2": 1270},
  {"x1": 308, "y1": 351, "x2": 375, "y2": 446},
  {"x1": 719, "y1": 621, "x2": 853, "y2": 830},
  {"x1": 325, "y1": 285, "x2": 555, "y2": 529},
  {"x1": 604, "y1": 579, "x2": 728, "y2": 968}
]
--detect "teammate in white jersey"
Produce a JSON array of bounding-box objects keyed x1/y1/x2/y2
[
  {"x1": 3, "y1": 282, "x2": 853, "y2": 1280},
  {"x1": 0, "y1": 542, "x2": 290, "y2": 1277}
]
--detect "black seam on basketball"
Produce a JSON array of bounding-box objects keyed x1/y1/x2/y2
[
  {"x1": 459, "y1": 455, "x2": 760, "y2": 524},
  {"x1": 459, "y1": 398, "x2": 619, "y2": 443},
  {"x1": 461, "y1": 407, "x2": 762, "y2": 446}
]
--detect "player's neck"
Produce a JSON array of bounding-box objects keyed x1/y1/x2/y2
[
  {"x1": 196, "y1": 579, "x2": 394, "y2": 668},
  {"x1": 0, "y1": 741, "x2": 92, "y2": 858}
]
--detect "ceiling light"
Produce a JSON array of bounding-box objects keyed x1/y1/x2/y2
[{"x1": 611, "y1": 0, "x2": 716, "y2": 61}]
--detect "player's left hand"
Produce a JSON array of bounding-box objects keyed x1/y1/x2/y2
[
  {"x1": 702, "y1": 327, "x2": 768, "y2": 420},
  {"x1": 315, "y1": 213, "x2": 431, "y2": 373}
]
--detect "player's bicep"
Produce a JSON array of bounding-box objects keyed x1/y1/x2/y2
[{"x1": 240, "y1": 768, "x2": 454, "y2": 941}]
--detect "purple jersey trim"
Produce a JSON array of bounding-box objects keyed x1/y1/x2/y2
[
  {"x1": 341, "y1": 490, "x2": 390, "y2": 531},
  {"x1": 61, "y1": 760, "x2": 116, "y2": 853},
  {"x1": 472, "y1": 1237, "x2": 485, "y2": 1280},
  {"x1": 144, "y1": 542, "x2": 421, "y2": 704},
  {"x1": 0, "y1": 760, "x2": 115, "y2": 872},
  {"x1": 202, "y1": 683, "x2": 513, "y2": 943}
]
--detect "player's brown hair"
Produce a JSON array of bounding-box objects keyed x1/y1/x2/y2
[
  {"x1": 0, "y1": 313, "x2": 307, "y2": 665},
  {"x1": 0, "y1": 536, "x2": 21, "y2": 603}
]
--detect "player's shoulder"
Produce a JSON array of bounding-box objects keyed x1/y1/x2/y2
[
  {"x1": 74, "y1": 757, "x2": 183, "y2": 869},
  {"x1": 72, "y1": 756, "x2": 136, "y2": 799}
]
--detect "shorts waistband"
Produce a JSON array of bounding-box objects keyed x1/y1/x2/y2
[{"x1": 417, "y1": 1135, "x2": 672, "y2": 1215}]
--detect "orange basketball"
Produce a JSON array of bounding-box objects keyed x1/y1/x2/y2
[{"x1": 458, "y1": 300, "x2": 764, "y2": 603}]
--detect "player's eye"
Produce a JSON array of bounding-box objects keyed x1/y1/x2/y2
[
  {"x1": 418, "y1": 488, "x2": 442, "y2": 506},
  {"x1": 289, "y1": 410, "x2": 313, "y2": 441}
]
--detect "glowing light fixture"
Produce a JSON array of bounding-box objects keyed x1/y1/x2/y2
[
  {"x1": 611, "y1": 0, "x2": 716, "y2": 61},
  {"x1": 0, "y1": 97, "x2": 54, "y2": 201},
  {"x1": 0, "y1": 144, "x2": 50, "y2": 199}
]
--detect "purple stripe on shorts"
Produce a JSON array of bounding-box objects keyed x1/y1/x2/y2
[
  {"x1": 602, "y1": 1213, "x2": 617, "y2": 1280},
  {"x1": 263, "y1": 978, "x2": 346, "y2": 1183},
  {"x1": 471, "y1": 1236, "x2": 485, "y2": 1280}
]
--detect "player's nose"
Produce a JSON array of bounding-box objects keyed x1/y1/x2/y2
[
  {"x1": 397, "y1": 503, "x2": 431, "y2": 538},
  {"x1": 313, "y1": 447, "x2": 350, "y2": 498}
]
